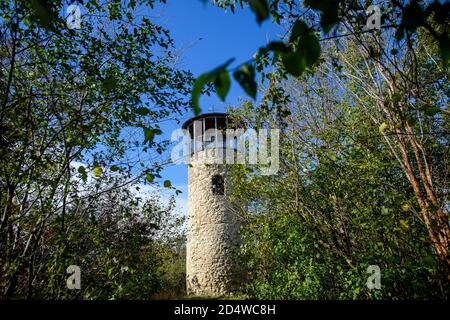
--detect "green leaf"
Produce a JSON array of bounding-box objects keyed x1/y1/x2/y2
[
  {"x1": 142, "y1": 127, "x2": 162, "y2": 144},
  {"x1": 289, "y1": 20, "x2": 309, "y2": 44},
  {"x1": 143, "y1": 128, "x2": 155, "y2": 142},
  {"x1": 163, "y1": 180, "x2": 172, "y2": 188},
  {"x1": 233, "y1": 64, "x2": 257, "y2": 99},
  {"x1": 302, "y1": 33, "x2": 321, "y2": 67},
  {"x1": 283, "y1": 21, "x2": 321, "y2": 77},
  {"x1": 30, "y1": 0, "x2": 57, "y2": 30},
  {"x1": 214, "y1": 69, "x2": 231, "y2": 101},
  {"x1": 136, "y1": 107, "x2": 150, "y2": 115},
  {"x1": 146, "y1": 174, "x2": 154, "y2": 183},
  {"x1": 304, "y1": 0, "x2": 339, "y2": 33},
  {"x1": 266, "y1": 41, "x2": 291, "y2": 53},
  {"x1": 110, "y1": 165, "x2": 120, "y2": 172},
  {"x1": 282, "y1": 50, "x2": 306, "y2": 77},
  {"x1": 328, "y1": 152, "x2": 337, "y2": 161},
  {"x1": 399, "y1": 219, "x2": 409, "y2": 229},
  {"x1": 78, "y1": 166, "x2": 87, "y2": 182},
  {"x1": 191, "y1": 58, "x2": 235, "y2": 114},
  {"x1": 424, "y1": 106, "x2": 441, "y2": 116},
  {"x1": 192, "y1": 73, "x2": 212, "y2": 115},
  {"x1": 422, "y1": 255, "x2": 435, "y2": 265},
  {"x1": 249, "y1": 0, "x2": 270, "y2": 25}
]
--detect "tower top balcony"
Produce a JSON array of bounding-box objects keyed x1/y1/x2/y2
[{"x1": 182, "y1": 112, "x2": 241, "y2": 153}]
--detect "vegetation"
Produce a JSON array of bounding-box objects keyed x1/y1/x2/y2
[
  {"x1": 227, "y1": 10, "x2": 449, "y2": 299},
  {"x1": 0, "y1": 0, "x2": 189, "y2": 299}
]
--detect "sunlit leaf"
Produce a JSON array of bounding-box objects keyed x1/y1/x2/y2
[
  {"x1": 93, "y1": 166, "x2": 103, "y2": 177},
  {"x1": 379, "y1": 122, "x2": 389, "y2": 134}
]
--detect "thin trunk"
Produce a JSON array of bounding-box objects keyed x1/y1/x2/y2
[{"x1": 395, "y1": 128, "x2": 450, "y2": 276}]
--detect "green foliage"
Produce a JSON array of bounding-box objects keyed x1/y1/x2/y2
[
  {"x1": 228, "y1": 30, "x2": 449, "y2": 298},
  {"x1": 32, "y1": 183, "x2": 184, "y2": 299},
  {"x1": 215, "y1": 68, "x2": 231, "y2": 101},
  {"x1": 191, "y1": 58, "x2": 235, "y2": 114},
  {"x1": 195, "y1": 0, "x2": 449, "y2": 109},
  {"x1": 281, "y1": 21, "x2": 321, "y2": 77},
  {"x1": 29, "y1": 0, "x2": 58, "y2": 30},
  {"x1": 231, "y1": 102, "x2": 448, "y2": 299},
  {"x1": 304, "y1": 0, "x2": 339, "y2": 34},
  {"x1": 1, "y1": 0, "x2": 448, "y2": 301},
  {"x1": 233, "y1": 64, "x2": 257, "y2": 99},
  {"x1": 0, "y1": 0, "x2": 191, "y2": 299}
]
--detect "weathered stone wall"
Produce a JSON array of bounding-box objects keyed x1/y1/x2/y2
[{"x1": 186, "y1": 148, "x2": 241, "y2": 296}]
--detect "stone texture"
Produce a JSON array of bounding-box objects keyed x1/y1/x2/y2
[{"x1": 186, "y1": 148, "x2": 241, "y2": 296}]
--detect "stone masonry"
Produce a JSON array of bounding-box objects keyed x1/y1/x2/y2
[{"x1": 186, "y1": 147, "x2": 241, "y2": 296}]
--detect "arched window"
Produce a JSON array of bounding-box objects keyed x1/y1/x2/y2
[{"x1": 211, "y1": 175, "x2": 224, "y2": 195}]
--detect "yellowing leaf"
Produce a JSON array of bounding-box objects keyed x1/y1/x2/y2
[
  {"x1": 399, "y1": 220, "x2": 409, "y2": 229},
  {"x1": 163, "y1": 180, "x2": 171, "y2": 188},
  {"x1": 401, "y1": 203, "x2": 411, "y2": 212},
  {"x1": 93, "y1": 166, "x2": 103, "y2": 177},
  {"x1": 379, "y1": 122, "x2": 389, "y2": 134}
]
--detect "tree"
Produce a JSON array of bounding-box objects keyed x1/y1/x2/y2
[
  {"x1": 227, "y1": 27, "x2": 449, "y2": 298},
  {"x1": 333, "y1": 18, "x2": 449, "y2": 278},
  {"x1": 0, "y1": 0, "x2": 192, "y2": 298},
  {"x1": 194, "y1": 1, "x2": 449, "y2": 113},
  {"x1": 214, "y1": 0, "x2": 450, "y2": 281}
]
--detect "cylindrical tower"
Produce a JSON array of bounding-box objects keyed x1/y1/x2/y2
[{"x1": 183, "y1": 112, "x2": 241, "y2": 296}]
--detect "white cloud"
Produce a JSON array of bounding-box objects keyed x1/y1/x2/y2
[{"x1": 133, "y1": 183, "x2": 188, "y2": 217}]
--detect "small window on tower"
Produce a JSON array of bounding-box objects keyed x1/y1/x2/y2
[{"x1": 211, "y1": 175, "x2": 224, "y2": 195}]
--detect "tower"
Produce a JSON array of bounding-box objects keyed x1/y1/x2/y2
[{"x1": 183, "y1": 112, "x2": 241, "y2": 296}]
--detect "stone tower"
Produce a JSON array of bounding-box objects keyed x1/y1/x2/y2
[{"x1": 183, "y1": 112, "x2": 241, "y2": 296}]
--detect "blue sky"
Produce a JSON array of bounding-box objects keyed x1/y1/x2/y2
[{"x1": 152, "y1": 0, "x2": 281, "y2": 213}]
